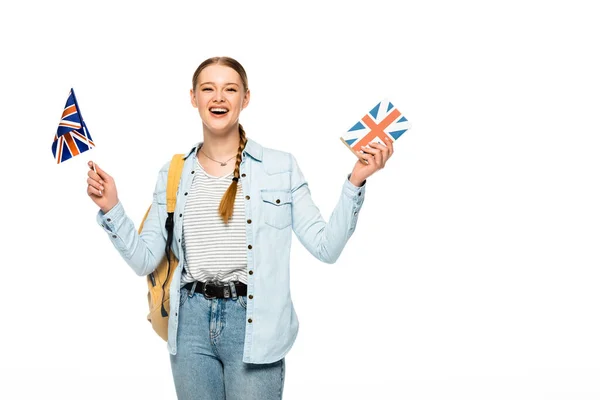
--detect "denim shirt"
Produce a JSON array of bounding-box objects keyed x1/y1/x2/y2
[{"x1": 96, "y1": 138, "x2": 366, "y2": 363}]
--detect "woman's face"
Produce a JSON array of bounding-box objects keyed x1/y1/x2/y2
[{"x1": 190, "y1": 64, "x2": 250, "y2": 134}]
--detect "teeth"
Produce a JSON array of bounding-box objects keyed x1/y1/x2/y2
[{"x1": 210, "y1": 108, "x2": 228, "y2": 113}]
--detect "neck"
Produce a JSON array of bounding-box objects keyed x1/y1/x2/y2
[{"x1": 200, "y1": 125, "x2": 240, "y2": 159}]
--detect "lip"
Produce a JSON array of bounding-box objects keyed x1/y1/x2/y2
[{"x1": 208, "y1": 106, "x2": 230, "y2": 117}]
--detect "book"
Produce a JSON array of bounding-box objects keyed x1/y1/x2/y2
[{"x1": 340, "y1": 98, "x2": 411, "y2": 164}]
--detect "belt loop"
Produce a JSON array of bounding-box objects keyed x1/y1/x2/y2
[
  {"x1": 223, "y1": 283, "x2": 231, "y2": 299},
  {"x1": 228, "y1": 281, "x2": 238, "y2": 300},
  {"x1": 189, "y1": 281, "x2": 198, "y2": 297}
]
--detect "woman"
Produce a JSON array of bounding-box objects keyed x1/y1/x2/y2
[{"x1": 87, "y1": 56, "x2": 393, "y2": 399}]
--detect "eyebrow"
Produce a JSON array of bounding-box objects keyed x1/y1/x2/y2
[{"x1": 199, "y1": 82, "x2": 240, "y2": 87}]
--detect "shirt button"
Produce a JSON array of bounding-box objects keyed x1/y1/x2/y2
[
  {"x1": 248, "y1": 245, "x2": 252, "y2": 249},
  {"x1": 354, "y1": 212, "x2": 358, "y2": 215},
  {"x1": 112, "y1": 235, "x2": 117, "y2": 238},
  {"x1": 358, "y1": 192, "x2": 362, "y2": 196},
  {"x1": 248, "y1": 318, "x2": 253, "y2": 323},
  {"x1": 242, "y1": 173, "x2": 246, "y2": 177},
  {"x1": 106, "y1": 218, "x2": 112, "y2": 222},
  {"x1": 184, "y1": 192, "x2": 188, "y2": 196},
  {"x1": 245, "y1": 195, "x2": 250, "y2": 200},
  {"x1": 276, "y1": 199, "x2": 280, "y2": 204},
  {"x1": 249, "y1": 270, "x2": 253, "y2": 275},
  {"x1": 191, "y1": 170, "x2": 195, "y2": 174},
  {"x1": 247, "y1": 219, "x2": 252, "y2": 224},
  {"x1": 249, "y1": 295, "x2": 253, "y2": 299},
  {"x1": 179, "y1": 213, "x2": 182, "y2": 217}
]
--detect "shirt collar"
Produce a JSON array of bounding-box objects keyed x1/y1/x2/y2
[{"x1": 184, "y1": 137, "x2": 263, "y2": 162}]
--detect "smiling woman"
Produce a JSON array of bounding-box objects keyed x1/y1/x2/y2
[{"x1": 85, "y1": 56, "x2": 394, "y2": 400}]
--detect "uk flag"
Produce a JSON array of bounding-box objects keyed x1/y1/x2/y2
[
  {"x1": 52, "y1": 88, "x2": 95, "y2": 164},
  {"x1": 341, "y1": 99, "x2": 411, "y2": 154}
]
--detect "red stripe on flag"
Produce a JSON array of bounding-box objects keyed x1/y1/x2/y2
[
  {"x1": 59, "y1": 121, "x2": 81, "y2": 129},
  {"x1": 62, "y1": 105, "x2": 78, "y2": 119},
  {"x1": 72, "y1": 130, "x2": 95, "y2": 147},
  {"x1": 351, "y1": 109, "x2": 401, "y2": 151},
  {"x1": 57, "y1": 137, "x2": 63, "y2": 164},
  {"x1": 64, "y1": 132, "x2": 81, "y2": 158}
]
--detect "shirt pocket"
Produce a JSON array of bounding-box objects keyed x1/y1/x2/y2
[{"x1": 261, "y1": 189, "x2": 293, "y2": 229}]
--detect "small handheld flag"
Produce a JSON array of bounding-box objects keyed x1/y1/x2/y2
[
  {"x1": 52, "y1": 88, "x2": 95, "y2": 164},
  {"x1": 340, "y1": 99, "x2": 411, "y2": 164}
]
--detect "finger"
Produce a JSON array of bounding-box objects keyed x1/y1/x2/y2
[
  {"x1": 358, "y1": 151, "x2": 375, "y2": 165},
  {"x1": 372, "y1": 140, "x2": 391, "y2": 166},
  {"x1": 365, "y1": 143, "x2": 385, "y2": 167},
  {"x1": 366, "y1": 142, "x2": 390, "y2": 158},
  {"x1": 355, "y1": 151, "x2": 370, "y2": 164},
  {"x1": 360, "y1": 145, "x2": 382, "y2": 155},
  {"x1": 87, "y1": 177, "x2": 104, "y2": 192},
  {"x1": 384, "y1": 137, "x2": 394, "y2": 156},
  {"x1": 360, "y1": 146, "x2": 382, "y2": 165},
  {"x1": 372, "y1": 146, "x2": 383, "y2": 167},
  {"x1": 87, "y1": 168, "x2": 104, "y2": 184},
  {"x1": 87, "y1": 184, "x2": 103, "y2": 197},
  {"x1": 91, "y1": 162, "x2": 111, "y2": 181},
  {"x1": 362, "y1": 144, "x2": 381, "y2": 165}
]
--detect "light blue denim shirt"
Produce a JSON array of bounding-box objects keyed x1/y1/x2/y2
[{"x1": 96, "y1": 138, "x2": 366, "y2": 363}]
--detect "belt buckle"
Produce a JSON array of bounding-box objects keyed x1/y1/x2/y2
[{"x1": 202, "y1": 279, "x2": 219, "y2": 300}]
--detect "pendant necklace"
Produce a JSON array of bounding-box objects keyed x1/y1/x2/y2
[{"x1": 200, "y1": 148, "x2": 236, "y2": 166}]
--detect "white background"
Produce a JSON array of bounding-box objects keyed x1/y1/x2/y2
[{"x1": 1, "y1": 0, "x2": 599, "y2": 399}]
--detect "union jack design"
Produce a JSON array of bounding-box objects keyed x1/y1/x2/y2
[
  {"x1": 340, "y1": 99, "x2": 411, "y2": 158},
  {"x1": 52, "y1": 88, "x2": 95, "y2": 164}
]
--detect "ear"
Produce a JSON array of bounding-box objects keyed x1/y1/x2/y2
[
  {"x1": 242, "y1": 89, "x2": 250, "y2": 110},
  {"x1": 190, "y1": 88, "x2": 198, "y2": 108}
]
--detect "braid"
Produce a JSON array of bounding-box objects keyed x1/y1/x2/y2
[{"x1": 218, "y1": 125, "x2": 248, "y2": 223}]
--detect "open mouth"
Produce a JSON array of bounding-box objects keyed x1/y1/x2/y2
[{"x1": 209, "y1": 107, "x2": 229, "y2": 116}]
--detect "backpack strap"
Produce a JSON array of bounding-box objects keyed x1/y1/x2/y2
[
  {"x1": 136, "y1": 154, "x2": 185, "y2": 233},
  {"x1": 166, "y1": 154, "x2": 185, "y2": 213},
  {"x1": 161, "y1": 154, "x2": 185, "y2": 317},
  {"x1": 164, "y1": 154, "x2": 185, "y2": 260}
]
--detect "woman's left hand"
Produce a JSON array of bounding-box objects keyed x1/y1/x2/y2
[{"x1": 349, "y1": 137, "x2": 394, "y2": 186}]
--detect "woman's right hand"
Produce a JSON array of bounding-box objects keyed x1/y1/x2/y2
[{"x1": 87, "y1": 161, "x2": 119, "y2": 214}]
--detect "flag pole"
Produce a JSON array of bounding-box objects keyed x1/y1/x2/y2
[{"x1": 71, "y1": 88, "x2": 102, "y2": 195}]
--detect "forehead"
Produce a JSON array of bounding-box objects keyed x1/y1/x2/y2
[{"x1": 199, "y1": 64, "x2": 242, "y2": 85}]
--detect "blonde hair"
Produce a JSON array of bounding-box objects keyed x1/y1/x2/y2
[
  {"x1": 192, "y1": 56, "x2": 249, "y2": 223},
  {"x1": 217, "y1": 125, "x2": 247, "y2": 223}
]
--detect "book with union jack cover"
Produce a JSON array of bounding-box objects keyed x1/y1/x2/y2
[
  {"x1": 340, "y1": 99, "x2": 411, "y2": 164},
  {"x1": 52, "y1": 88, "x2": 95, "y2": 164}
]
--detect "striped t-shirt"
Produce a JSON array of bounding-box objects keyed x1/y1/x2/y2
[{"x1": 180, "y1": 157, "x2": 248, "y2": 286}]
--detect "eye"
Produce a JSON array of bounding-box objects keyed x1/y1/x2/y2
[
  {"x1": 202, "y1": 87, "x2": 213, "y2": 92},
  {"x1": 226, "y1": 88, "x2": 237, "y2": 92}
]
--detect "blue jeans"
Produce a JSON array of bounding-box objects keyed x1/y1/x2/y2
[{"x1": 170, "y1": 286, "x2": 285, "y2": 399}]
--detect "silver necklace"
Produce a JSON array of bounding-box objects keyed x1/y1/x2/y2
[{"x1": 200, "y1": 148, "x2": 236, "y2": 166}]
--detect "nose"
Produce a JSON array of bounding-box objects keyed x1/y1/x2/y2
[{"x1": 214, "y1": 91, "x2": 224, "y2": 103}]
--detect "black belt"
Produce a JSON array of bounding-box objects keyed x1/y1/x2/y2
[{"x1": 183, "y1": 281, "x2": 247, "y2": 298}]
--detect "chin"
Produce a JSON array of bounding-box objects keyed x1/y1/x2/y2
[{"x1": 205, "y1": 123, "x2": 235, "y2": 134}]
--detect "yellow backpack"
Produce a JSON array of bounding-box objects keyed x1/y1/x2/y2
[{"x1": 137, "y1": 154, "x2": 185, "y2": 341}]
